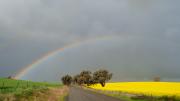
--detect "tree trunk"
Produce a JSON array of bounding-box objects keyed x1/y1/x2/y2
[{"x1": 100, "y1": 82, "x2": 105, "y2": 87}]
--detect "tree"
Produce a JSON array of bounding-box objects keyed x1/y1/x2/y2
[
  {"x1": 154, "y1": 76, "x2": 160, "y2": 82},
  {"x1": 61, "y1": 75, "x2": 72, "y2": 86},
  {"x1": 77, "y1": 76, "x2": 86, "y2": 85},
  {"x1": 88, "y1": 78, "x2": 97, "y2": 86},
  {"x1": 71, "y1": 69, "x2": 113, "y2": 86},
  {"x1": 73, "y1": 74, "x2": 80, "y2": 84},
  {"x1": 73, "y1": 70, "x2": 92, "y2": 86},
  {"x1": 7, "y1": 76, "x2": 13, "y2": 79},
  {"x1": 93, "y1": 69, "x2": 112, "y2": 87},
  {"x1": 80, "y1": 70, "x2": 92, "y2": 86}
]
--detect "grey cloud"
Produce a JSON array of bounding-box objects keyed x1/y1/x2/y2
[{"x1": 0, "y1": 0, "x2": 180, "y2": 81}]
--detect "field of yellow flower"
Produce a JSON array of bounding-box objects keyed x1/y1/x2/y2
[{"x1": 89, "y1": 82, "x2": 180, "y2": 97}]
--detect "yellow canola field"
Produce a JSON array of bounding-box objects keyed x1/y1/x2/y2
[{"x1": 89, "y1": 82, "x2": 180, "y2": 97}]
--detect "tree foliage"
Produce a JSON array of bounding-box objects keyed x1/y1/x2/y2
[
  {"x1": 73, "y1": 74, "x2": 81, "y2": 84},
  {"x1": 93, "y1": 69, "x2": 112, "y2": 87},
  {"x1": 61, "y1": 75, "x2": 72, "y2": 86},
  {"x1": 80, "y1": 70, "x2": 92, "y2": 86},
  {"x1": 71, "y1": 69, "x2": 112, "y2": 87},
  {"x1": 154, "y1": 76, "x2": 161, "y2": 82}
]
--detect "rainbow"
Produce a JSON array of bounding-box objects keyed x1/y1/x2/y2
[{"x1": 14, "y1": 35, "x2": 121, "y2": 79}]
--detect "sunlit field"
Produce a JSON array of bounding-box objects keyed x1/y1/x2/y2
[{"x1": 90, "y1": 82, "x2": 180, "y2": 97}]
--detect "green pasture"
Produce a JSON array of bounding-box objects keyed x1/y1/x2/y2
[{"x1": 0, "y1": 78, "x2": 61, "y2": 94}]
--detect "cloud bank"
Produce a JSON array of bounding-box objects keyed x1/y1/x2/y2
[{"x1": 0, "y1": 0, "x2": 180, "y2": 81}]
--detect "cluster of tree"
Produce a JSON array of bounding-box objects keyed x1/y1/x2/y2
[{"x1": 61, "y1": 69, "x2": 112, "y2": 87}]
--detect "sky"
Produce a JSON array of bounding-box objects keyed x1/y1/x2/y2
[{"x1": 0, "y1": 0, "x2": 180, "y2": 81}]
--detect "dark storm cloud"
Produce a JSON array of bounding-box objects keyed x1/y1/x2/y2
[{"x1": 0, "y1": 0, "x2": 180, "y2": 80}]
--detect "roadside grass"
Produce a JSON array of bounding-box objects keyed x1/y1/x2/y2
[
  {"x1": 0, "y1": 86, "x2": 50, "y2": 101},
  {"x1": 0, "y1": 78, "x2": 67, "y2": 101},
  {"x1": 58, "y1": 92, "x2": 68, "y2": 101},
  {"x1": 104, "y1": 92, "x2": 180, "y2": 101}
]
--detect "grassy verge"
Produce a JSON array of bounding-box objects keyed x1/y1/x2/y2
[
  {"x1": 0, "y1": 86, "x2": 69, "y2": 101},
  {"x1": 0, "y1": 86, "x2": 49, "y2": 101},
  {"x1": 104, "y1": 92, "x2": 180, "y2": 101},
  {"x1": 108, "y1": 93, "x2": 180, "y2": 101},
  {"x1": 58, "y1": 92, "x2": 68, "y2": 101}
]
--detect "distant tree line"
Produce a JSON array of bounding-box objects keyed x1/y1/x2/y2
[{"x1": 61, "y1": 69, "x2": 112, "y2": 87}]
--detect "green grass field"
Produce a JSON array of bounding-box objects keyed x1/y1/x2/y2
[
  {"x1": 0, "y1": 78, "x2": 64, "y2": 101},
  {"x1": 0, "y1": 78, "x2": 61, "y2": 94}
]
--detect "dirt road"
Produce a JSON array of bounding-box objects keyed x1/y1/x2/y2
[{"x1": 67, "y1": 87, "x2": 123, "y2": 101}]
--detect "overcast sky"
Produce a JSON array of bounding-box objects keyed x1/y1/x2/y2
[{"x1": 0, "y1": 0, "x2": 180, "y2": 81}]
